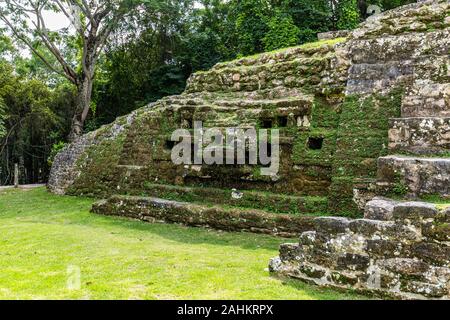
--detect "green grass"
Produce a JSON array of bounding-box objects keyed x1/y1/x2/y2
[{"x1": 0, "y1": 187, "x2": 366, "y2": 300}]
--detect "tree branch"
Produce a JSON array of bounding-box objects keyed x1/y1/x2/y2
[
  {"x1": 31, "y1": 5, "x2": 79, "y2": 83},
  {"x1": 0, "y1": 13, "x2": 77, "y2": 84},
  {"x1": 53, "y1": 0, "x2": 85, "y2": 34}
]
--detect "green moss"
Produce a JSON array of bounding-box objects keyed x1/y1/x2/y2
[
  {"x1": 141, "y1": 182, "x2": 329, "y2": 216},
  {"x1": 67, "y1": 129, "x2": 128, "y2": 197},
  {"x1": 291, "y1": 97, "x2": 339, "y2": 167},
  {"x1": 214, "y1": 38, "x2": 347, "y2": 66},
  {"x1": 391, "y1": 171, "x2": 409, "y2": 197},
  {"x1": 328, "y1": 88, "x2": 403, "y2": 216}
]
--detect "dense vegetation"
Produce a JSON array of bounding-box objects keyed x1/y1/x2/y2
[{"x1": 0, "y1": 0, "x2": 414, "y2": 185}]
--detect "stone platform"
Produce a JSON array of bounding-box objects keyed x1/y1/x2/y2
[
  {"x1": 377, "y1": 156, "x2": 450, "y2": 198},
  {"x1": 270, "y1": 201, "x2": 450, "y2": 299},
  {"x1": 270, "y1": 0, "x2": 450, "y2": 300},
  {"x1": 92, "y1": 195, "x2": 317, "y2": 237}
]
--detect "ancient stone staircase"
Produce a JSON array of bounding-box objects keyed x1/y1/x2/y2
[
  {"x1": 92, "y1": 194, "x2": 316, "y2": 238},
  {"x1": 269, "y1": 0, "x2": 450, "y2": 300},
  {"x1": 377, "y1": 80, "x2": 450, "y2": 199},
  {"x1": 387, "y1": 82, "x2": 450, "y2": 155},
  {"x1": 185, "y1": 38, "x2": 346, "y2": 95},
  {"x1": 270, "y1": 92, "x2": 450, "y2": 297},
  {"x1": 87, "y1": 41, "x2": 345, "y2": 237}
]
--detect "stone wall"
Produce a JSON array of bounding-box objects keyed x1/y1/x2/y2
[
  {"x1": 389, "y1": 118, "x2": 450, "y2": 154},
  {"x1": 48, "y1": 110, "x2": 139, "y2": 195},
  {"x1": 270, "y1": 0, "x2": 450, "y2": 299},
  {"x1": 377, "y1": 156, "x2": 450, "y2": 198},
  {"x1": 48, "y1": 37, "x2": 353, "y2": 220},
  {"x1": 270, "y1": 200, "x2": 450, "y2": 299}
]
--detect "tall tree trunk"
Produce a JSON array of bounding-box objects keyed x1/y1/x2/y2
[{"x1": 68, "y1": 76, "x2": 93, "y2": 142}]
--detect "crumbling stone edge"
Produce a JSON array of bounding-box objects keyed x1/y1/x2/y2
[
  {"x1": 91, "y1": 195, "x2": 316, "y2": 238},
  {"x1": 269, "y1": 203, "x2": 450, "y2": 300}
]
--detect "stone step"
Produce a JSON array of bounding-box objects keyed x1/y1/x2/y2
[
  {"x1": 364, "y1": 197, "x2": 441, "y2": 221},
  {"x1": 388, "y1": 117, "x2": 450, "y2": 154},
  {"x1": 165, "y1": 87, "x2": 308, "y2": 102},
  {"x1": 91, "y1": 195, "x2": 317, "y2": 237},
  {"x1": 162, "y1": 96, "x2": 313, "y2": 111},
  {"x1": 377, "y1": 155, "x2": 450, "y2": 198},
  {"x1": 402, "y1": 83, "x2": 450, "y2": 117},
  {"x1": 346, "y1": 61, "x2": 415, "y2": 95},
  {"x1": 157, "y1": 94, "x2": 314, "y2": 129},
  {"x1": 211, "y1": 39, "x2": 343, "y2": 71},
  {"x1": 141, "y1": 183, "x2": 328, "y2": 215},
  {"x1": 345, "y1": 54, "x2": 448, "y2": 96},
  {"x1": 186, "y1": 58, "x2": 330, "y2": 94},
  {"x1": 351, "y1": 2, "x2": 450, "y2": 41}
]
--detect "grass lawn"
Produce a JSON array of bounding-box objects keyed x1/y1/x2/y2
[{"x1": 0, "y1": 187, "x2": 366, "y2": 300}]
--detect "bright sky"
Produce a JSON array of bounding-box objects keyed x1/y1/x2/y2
[
  {"x1": 2, "y1": 3, "x2": 204, "y2": 29},
  {"x1": 42, "y1": 10, "x2": 70, "y2": 30},
  {"x1": 1, "y1": 2, "x2": 205, "y2": 57}
]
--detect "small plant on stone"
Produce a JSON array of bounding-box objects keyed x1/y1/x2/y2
[{"x1": 392, "y1": 172, "x2": 409, "y2": 197}]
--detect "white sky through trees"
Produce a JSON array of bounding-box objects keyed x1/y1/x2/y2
[{"x1": 1, "y1": 1, "x2": 204, "y2": 57}]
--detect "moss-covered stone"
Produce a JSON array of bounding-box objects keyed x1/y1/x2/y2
[{"x1": 49, "y1": 0, "x2": 450, "y2": 224}]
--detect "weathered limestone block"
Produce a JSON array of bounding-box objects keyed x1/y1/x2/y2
[
  {"x1": 92, "y1": 195, "x2": 315, "y2": 237},
  {"x1": 378, "y1": 258, "x2": 430, "y2": 279},
  {"x1": 349, "y1": 30, "x2": 450, "y2": 64},
  {"x1": 410, "y1": 242, "x2": 450, "y2": 266},
  {"x1": 365, "y1": 197, "x2": 449, "y2": 242},
  {"x1": 336, "y1": 253, "x2": 370, "y2": 271},
  {"x1": 346, "y1": 61, "x2": 415, "y2": 95},
  {"x1": 279, "y1": 243, "x2": 301, "y2": 261},
  {"x1": 351, "y1": 0, "x2": 450, "y2": 40},
  {"x1": 377, "y1": 156, "x2": 450, "y2": 198},
  {"x1": 402, "y1": 83, "x2": 450, "y2": 117},
  {"x1": 350, "y1": 219, "x2": 421, "y2": 241},
  {"x1": 313, "y1": 217, "x2": 351, "y2": 234},
  {"x1": 365, "y1": 198, "x2": 441, "y2": 231},
  {"x1": 423, "y1": 221, "x2": 450, "y2": 242},
  {"x1": 364, "y1": 197, "x2": 396, "y2": 220},
  {"x1": 366, "y1": 239, "x2": 404, "y2": 258},
  {"x1": 392, "y1": 202, "x2": 438, "y2": 220},
  {"x1": 402, "y1": 281, "x2": 448, "y2": 298},
  {"x1": 270, "y1": 209, "x2": 450, "y2": 299},
  {"x1": 389, "y1": 117, "x2": 450, "y2": 154}
]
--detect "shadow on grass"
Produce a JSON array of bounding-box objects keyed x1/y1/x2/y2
[
  {"x1": 96, "y1": 212, "x2": 290, "y2": 252},
  {"x1": 0, "y1": 187, "x2": 290, "y2": 252},
  {"x1": 0, "y1": 188, "x2": 370, "y2": 300}
]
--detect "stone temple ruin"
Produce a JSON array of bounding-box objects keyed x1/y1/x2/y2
[{"x1": 49, "y1": 0, "x2": 449, "y2": 299}]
